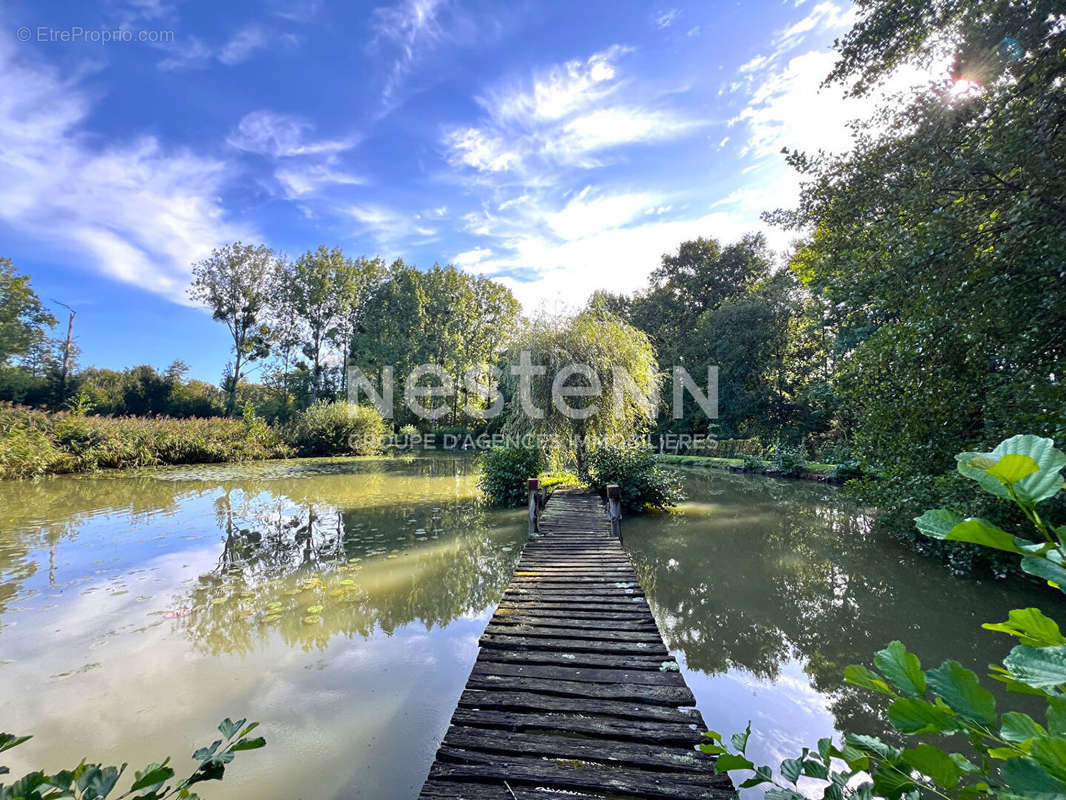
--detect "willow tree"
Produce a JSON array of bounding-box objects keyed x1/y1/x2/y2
[{"x1": 501, "y1": 309, "x2": 660, "y2": 471}]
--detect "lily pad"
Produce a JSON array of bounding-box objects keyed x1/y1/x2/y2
[
  {"x1": 307, "y1": 605, "x2": 325, "y2": 614},
  {"x1": 301, "y1": 615, "x2": 322, "y2": 625}
]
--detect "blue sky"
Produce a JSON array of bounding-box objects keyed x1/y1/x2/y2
[{"x1": 1, "y1": 0, "x2": 880, "y2": 382}]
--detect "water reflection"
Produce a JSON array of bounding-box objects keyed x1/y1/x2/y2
[
  {"x1": 624, "y1": 469, "x2": 1061, "y2": 759},
  {"x1": 0, "y1": 455, "x2": 525, "y2": 800}
]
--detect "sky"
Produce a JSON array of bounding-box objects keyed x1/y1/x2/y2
[{"x1": 1, "y1": 0, "x2": 880, "y2": 383}]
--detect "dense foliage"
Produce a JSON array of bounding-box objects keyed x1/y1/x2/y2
[
  {"x1": 708, "y1": 435, "x2": 1066, "y2": 799},
  {"x1": 288, "y1": 401, "x2": 386, "y2": 457},
  {"x1": 584, "y1": 443, "x2": 684, "y2": 512},
  {"x1": 0, "y1": 404, "x2": 293, "y2": 479},
  {"x1": 477, "y1": 444, "x2": 546, "y2": 506},
  {"x1": 499, "y1": 309, "x2": 660, "y2": 472},
  {"x1": 0, "y1": 717, "x2": 264, "y2": 800}
]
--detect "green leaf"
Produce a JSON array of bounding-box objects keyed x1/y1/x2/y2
[
  {"x1": 915, "y1": 508, "x2": 962, "y2": 539},
  {"x1": 1001, "y1": 756, "x2": 1066, "y2": 794},
  {"x1": 845, "y1": 733, "x2": 901, "y2": 761},
  {"x1": 902, "y1": 744, "x2": 963, "y2": 789},
  {"x1": 984, "y1": 609, "x2": 1066, "y2": 647},
  {"x1": 715, "y1": 753, "x2": 755, "y2": 773},
  {"x1": 986, "y1": 453, "x2": 1041, "y2": 486},
  {"x1": 1048, "y1": 697, "x2": 1066, "y2": 734},
  {"x1": 925, "y1": 661, "x2": 996, "y2": 724},
  {"x1": 738, "y1": 766, "x2": 773, "y2": 788},
  {"x1": 802, "y1": 758, "x2": 830, "y2": 780},
  {"x1": 944, "y1": 518, "x2": 1022, "y2": 553},
  {"x1": 218, "y1": 718, "x2": 244, "y2": 740},
  {"x1": 887, "y1": 697, "x2": 963, "y2": 734},
  {"x1": 1004, "y1": 645, "x2": 1066, "y2": 691},
  {"x1": 731, "y1": 723, "x2": 751, "y2": 755},
  {"x1": 0, "y1": 733, "x2": 32, "y2": 753},
  {"x1": 958, "y1": 436, "x2": 1066, "y2": 506},
  {"x1": 1001, "y1": 712, "x2": 1048, "y2": 744},
  {"x1": 1031, "y1": 737, "x2": 1066, "y2": 785},
  {"x1": 764, "y1": 790, "x2": 805, "y2": 800},
  {"x1": 130, "y1": 765, "x2": 175, "y2": 791},
  {"x1": 874, "y1": 641, "x2": 926, "y2": 696},
  {"x1": 844, "y1": 664, "x2": 895, "y2": 695},
  {"x1": 230, "y1": 737, "x2": 265, "y2": 752},
  {"x1": 781, "y1": 757, "x2": 803, "y2": 784},
  {"x1": 1022, "y1": 558, "x2": 1066, "y2": 593}
]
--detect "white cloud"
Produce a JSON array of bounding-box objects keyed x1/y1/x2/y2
[
  {"x1": 156, "y1": 24, "x2": 272, "y2": 70},
  {"x1": 217, "y1": 25, "x2": 270, "y2": 65},
  {"x1": 0, "y1": 34, "x2": 253, "y2": 303},
  {"x1": 274, "y1": 164, "x2": 364, "y2": 198},
  {"x1": 443, "y1": 46, "x2": 706, "y2": 175},
  {"x1": 655, "y1": 9, "x2": 681, "y2": 29},
  {"x1": 228, "y1": 110, "x2": 357, "y2": 157},
  {"x1": 452, "y1": 246, "x2": 492, "y2": 267},
  {"x1": 369, "y1": 0, "x2": 447, "y2": 105}
]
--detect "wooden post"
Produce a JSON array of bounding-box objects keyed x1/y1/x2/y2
[
  {"x1": 528, "y1": 478, "x2": 541, "y2": 534},
  {"x1": 606, "y1": 484, "x2": 622, "y2": 541}
]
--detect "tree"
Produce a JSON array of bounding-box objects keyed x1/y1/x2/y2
[
  {"x1": 279, "y1": 246, "x2": 346, "y2": 404},
  {"x1": 188, "y1": 243, "x2": 279, "y2": 414},
  {"x1": 0, "y1": 258, "x2": 56, "y2": 366},
  {"x1": 501, "y1": 309, "x2": 660, "y2": 472},
  {"x1": 769, "y1": 0, "x2": 1066, "y2": 487},
  {"x1": 627, "y1": 233, "x2": 773, "y2": 371}
]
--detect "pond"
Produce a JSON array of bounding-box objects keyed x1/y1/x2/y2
[{"x1": 0, "y1": 456, "x2": 1058, "y2": 798}]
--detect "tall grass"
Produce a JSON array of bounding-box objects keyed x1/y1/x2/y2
[{"x1": 0, "y1": 404, "x2": 294, "y2": 479}]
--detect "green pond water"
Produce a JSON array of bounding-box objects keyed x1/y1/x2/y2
[{"x1": 0, "y1": 455, "x2": 1058, "y2": 798}]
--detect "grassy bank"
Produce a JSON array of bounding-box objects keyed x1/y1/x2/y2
[
  {"x1": 655, "y1": 453, "x2": 843, "y2": 482},
  {"x1": 0, "y1": 404, "x2": 295, "y2": 479}
]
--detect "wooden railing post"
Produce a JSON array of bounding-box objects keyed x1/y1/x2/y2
[
  {"x1": 528, "y1": 478, "x2": 541, "y2": 534},
  {"x1": 606, "y1": 484, "x2": 622, "y2": 541}
]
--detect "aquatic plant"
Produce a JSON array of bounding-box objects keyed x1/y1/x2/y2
[{"x1": 707, "y1": 435, "x2": 1066, "y2": 799}]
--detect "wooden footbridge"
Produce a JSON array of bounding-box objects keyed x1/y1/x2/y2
[{"x1": 418, "y1": 487, "x2": 734, "y2": 799}]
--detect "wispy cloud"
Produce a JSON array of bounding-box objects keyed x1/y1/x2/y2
[
  {"x1": 227, "y1": 110, "x2": 358, "y2": 158},
  {"x1": 368, "y1": 0, "x2": 448, "y2": 105},
  {"x1": 443, "y1": 46, "x2": 706, "y2": 176},
  {"x1": 655, "y1": 9, "x2": 681, "y2": 29},
  {"x1": 157, "y1": 23, "x2": 274, "y2": 70},
  {"x1": 0, "y1": 34, "x2": 252, "y2": 303}
]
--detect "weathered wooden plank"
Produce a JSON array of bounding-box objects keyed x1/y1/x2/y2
[
  {"x1": 490, "y1": 615, "x2": 658, "y2": 632},
  {"x1": 465, "y1": 674, "x2": 695, "y2": 705},
  {"x1": 428, "y1": 749, "x2": 731, "y2": 800},
  {"x1": 483, "y1": 623, "x2": 663, "y2": 643},
  {"x1": 468, "y1": 648, "x2": 670, "y2": 671},
  {"x1": 457, "y1": 689, "x2": 698, "y2": 723},
  {"x1": 480, "y1": 632, "x2": 668, "y2": 656},
  {"x1": 441, "y1": 726, "x2": 714, "y2": 773},
  {"x1": 447, "y1": 707, "x2": 704, "y2": 745},
  {"x1": 472, "y1": 659, "x2": 687, "y2": 687}
]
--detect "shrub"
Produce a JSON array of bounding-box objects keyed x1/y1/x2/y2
[
  {"x1": 0, "y1": 404, "x2": 293, "y2": 479},
  {"x1": 539, "y1": 470, "x2": 584, "y2": 493},
  {"x1": 741, "y1": 454, "x2": 766, "y2": 473},
  {"x1": 831, "y1": 460, "x2": 862, "y2": 482},
  {"x1": 585, "y1": 443, "x2": 684, "y2": 512},
  {"x1": 398, "y1": 423, "x2": 419, "y2": 438},
  {"x1": 769, "y1": 437, "x2": 807, "y2": 476},
  {"x1": 288, "y1": 401, "x2": 386, "y2": 456},
  {"x1": 478, "y1": 444, "x2": 546, "y2": 505}
]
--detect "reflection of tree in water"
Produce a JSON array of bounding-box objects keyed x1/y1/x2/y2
[
  {"x1": 176, "y1": 464, "x2": 526, "y2": 656},
  {"x1": 626, "y1": 469, "x2": 1060, "y2": 737},
  {"x1": 0, "y1": 473, "x2": 208, "y2": 628}
]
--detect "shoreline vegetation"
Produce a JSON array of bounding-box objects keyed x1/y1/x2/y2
[{"x1": 0, "y1": 401, "x2": 845, "y2": 487}]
